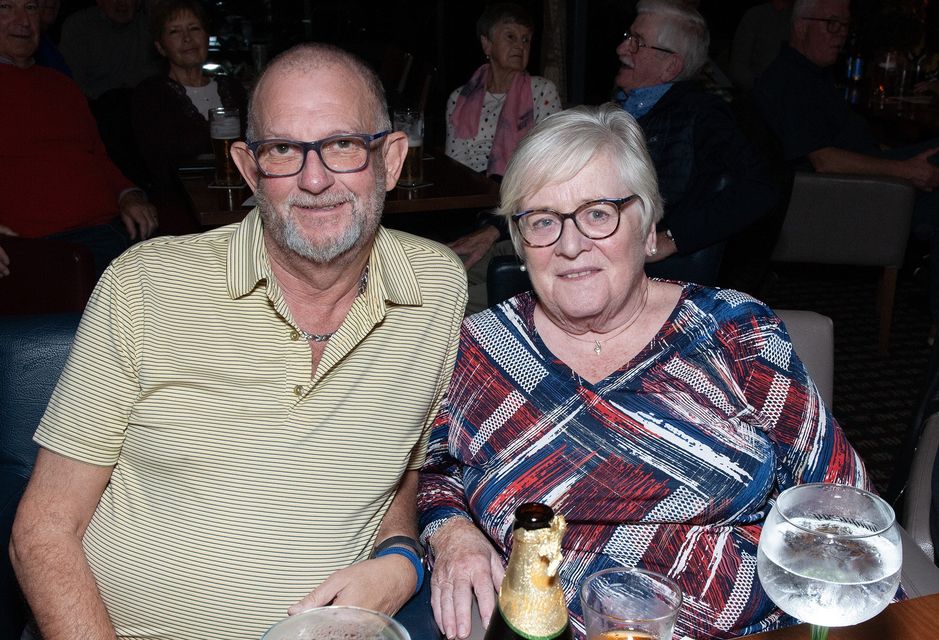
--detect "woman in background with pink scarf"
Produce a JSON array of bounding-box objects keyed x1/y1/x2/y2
[{"x1": 446, "y1": 3, "x2": 561, "y2": 178}]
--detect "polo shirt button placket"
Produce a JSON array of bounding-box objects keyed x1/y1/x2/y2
[{"x1": 293, "y1": 384, "x2": 303, "y2": 396}]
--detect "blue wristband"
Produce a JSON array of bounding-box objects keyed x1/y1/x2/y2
[{"x1": 375, "y1": 546, "x2": 424, "y2": 595}]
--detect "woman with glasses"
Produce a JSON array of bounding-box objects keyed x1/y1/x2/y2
[
  {"x1": 132, "y1": 0, "x2": 246, "y2": 230},
  {"x1": 445, "y1": 2, "x2": 561, "y2": 177},
  {"x1": 418, "y1": 104, "x2": 869, "y2": 640}
]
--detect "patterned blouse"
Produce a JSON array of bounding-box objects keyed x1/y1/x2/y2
[
  {"x1": 444, "y1": 75, "x2": 561, "y2": 173},
  {"x1": 418, "y1": 285, "x2": 870, "y2": 639}
]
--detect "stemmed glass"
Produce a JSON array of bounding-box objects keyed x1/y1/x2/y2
[{"x1": 756, "y1": 483, "x2": 902, "y2": 640}]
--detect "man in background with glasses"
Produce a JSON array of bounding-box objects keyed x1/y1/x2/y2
[
  {"x1": 615, "y1": 0, "x2": 775, "y2": 286},
  {"x1": 754, "y1": 0, "x2": 939, "y2": 331},
  {"x1": 12, "y1": 43, "x2": 467, "y2": 640}
]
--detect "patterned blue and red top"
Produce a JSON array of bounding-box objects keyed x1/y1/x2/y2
[{"x1": 418, "y1": 285, "x2": 870, "y2": 639}]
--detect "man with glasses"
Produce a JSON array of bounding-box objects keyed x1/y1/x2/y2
[
  {"x1": 754, "y1": 0, "x2": 939, "y2": 328},
  {"x1": 616, "y1": 0, "x2": 775, "y2": 286},
  {"x1": 11, "y1": 43, "x2": 467, "y2": 640}
]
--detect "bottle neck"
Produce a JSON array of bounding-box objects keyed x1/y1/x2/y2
[{"x1": 498, "y1": 516, "x2": 569, "y2": 637}]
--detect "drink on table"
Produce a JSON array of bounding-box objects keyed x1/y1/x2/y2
[
  {"x1": 756, "y1": 483, "x2": 901, "y2": 640},
  {"x1": 209, "y1": 107, "x2": 242, "y2": 187},
  {"x1": 484, "y1": 502, "x2": 571, "y2": 640},
  {"x1": 393, "y1": 107, "x2": 424, "y2": 187},
  {"x1": 580, "y1": 567, "x2": 682, "y2": 640},
  {"x1": 260, "y1": 605, "x2": 408, "y2": 640}
]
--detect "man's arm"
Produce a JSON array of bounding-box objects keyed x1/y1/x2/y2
[
  {"x1": 10, "y1": 448, "x2": 116, "y2": 640},
  {"x1": 808, "y1": 146, "x2": 939, "y2": 191},
  {"x1": 288, "y1": 470, "x2": 421, "y2": 616}
]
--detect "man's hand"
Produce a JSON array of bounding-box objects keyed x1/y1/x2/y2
[
  {"x1": 288, "y1": 554, "x2": 417, "y2": 616},
  {"x1": 0, "y1": 224, "x2": 16, "y2": 277},
  {"x1": 118, "y1": 191, "x2": 159, "y2": 241},
  {"x1": 448, "y1": 225, "x2": 501, "y2": 269},
  {"x1": 903, "y1": 147, "x2": 939, "y2": 191},
  {"x1": 429, "y1": 518, "x2": 504, "y2": 640}
]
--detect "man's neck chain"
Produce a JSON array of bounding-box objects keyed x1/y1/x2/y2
[{"x1": 297, "y1": 265, "x2": 369, "y2": 343}]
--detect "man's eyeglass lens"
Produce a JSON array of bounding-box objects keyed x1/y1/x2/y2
[
  {"x1": 515, "y1": 197, "x2": 637, "y2": 247},
  {"x1": 802, "y1": 17, "x2": 850, "y2": 34},
  {"x1": 622, "y1": 32, "x2": 674, "y2": 55},
  {"x1": 249, "y1": 133, "x2": 386, "y2": 176}
]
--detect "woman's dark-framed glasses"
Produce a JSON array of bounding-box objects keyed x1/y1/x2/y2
[
  {"x1": 512, "y1": 195, "x2": 640, "y2": 247},
  {"x1": 622, "y1": 31, "x2": 675, "y2": 55},
  {"x1": 246, "y1": 131, "x2": 390, "y2": 177},
  {"x1": 800, "y1": 16, "x2": 850, "y2": 34}
]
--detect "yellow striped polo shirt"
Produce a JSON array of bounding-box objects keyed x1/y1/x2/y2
[{"x1": 34, "y1": 210, "x2": 468, "y2": 640}]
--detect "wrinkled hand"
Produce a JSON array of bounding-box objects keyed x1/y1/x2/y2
[
  {"x1": 448, "y1": 225, "x2": 501, "y2": 269},
  {"x1": 288, "y1": 555, "x2": 417, "y2": 617},
  {"x1": 905, "y1": 147, "x2": 939, "y2": 191},
  {"x1": 430, "y1": 518, "x2": 505, "y2": 640},
  {"x1": 119, "y1": 191, "x2": 159, "y2": 241},
  {"x1": 0, "y1": 224, "x2": 16, "y2": 277}
]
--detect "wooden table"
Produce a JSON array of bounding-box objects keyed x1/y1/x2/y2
[
  {"x1": 742, "y1": 592, "x2": 939, "y2": 639},
  {"x1": 179, "y1": 150, "x2": 499, "y2": 228},
  {"x1": 858, "y1": 95, "x2": 939, "y2": 146}
]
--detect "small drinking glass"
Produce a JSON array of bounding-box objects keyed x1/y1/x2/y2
[
  {"x1": 393, "y1": 107, "x2": 424, "y2": 187},
  {"x1": 756, "y1": 483, "x2": 902, "y2": 640},
  {"x1": 260, "y1": 605, "x2": 410, "y2": 640},
  {"x1": 209, "y1": 107, "x2": 242, "y2": 187},
  {"x1": 580, "y1": 567, "x2": 682, "y2": 640}
]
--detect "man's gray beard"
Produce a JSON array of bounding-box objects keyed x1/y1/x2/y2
[{"x1": 256, "y1": 172, "x2": 385, "y2": 264}]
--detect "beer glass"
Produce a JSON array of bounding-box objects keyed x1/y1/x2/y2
[
  {"x1": 580, "y1": 568, "x2": 682, "y2": 640},
  {"x1": 393, "y1": 107, "x2": 424, "y2": 187},
  {"x1": 209, "y1": 107, "x2": 242, "y2": 186},
  {"x1": 261, "y1": 606, "x2": 410, "y2": 640}
]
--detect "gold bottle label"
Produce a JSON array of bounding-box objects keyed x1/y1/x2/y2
[{"x1": 498, "y1": 514, "x2": 569, "y2": 638}]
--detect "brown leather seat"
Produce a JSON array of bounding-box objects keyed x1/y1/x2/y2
[{"x1": 0, "y1": 236, "x2": 96, "y2": 315}]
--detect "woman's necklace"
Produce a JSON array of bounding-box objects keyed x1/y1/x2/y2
[
  {"x1": 297, "y1": 266, "x2": 369, "y2": 343},
  {"x1": 558, "y1": 281, "x2": 651, "y2": 356}
]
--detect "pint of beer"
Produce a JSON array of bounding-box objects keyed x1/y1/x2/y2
[
  {"x1": 393, "y1": 108, "x2": 424, "y2": 187},
  {"x1": 209, "y1": 107, "x2": 242, "y2": 186}
]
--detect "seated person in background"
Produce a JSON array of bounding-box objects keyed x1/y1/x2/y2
[
  {"x1": 11, "y1": 43, "x2": 467, "y2": 640},
  {"x1": 753, "y1": 0, "x2": 939, "y2": 326},
  {"x1": 59, "y1": 0, "x2": 158, "y2": 100},
  {"x1": 445, "y1": 2, "x2": 561, "y2": 177},
  {"x1": 616, "y1": 0, "x2": 775, "y2": 284},
  {"x1": 456, "y1": 0, "x2": 774, "y2": 313},
  {"x1": 60, "y1": 0, "x2": 160, "y2": 185},
  {"x1": 418, "y1": 103, "x2": 870, "y2": 640},
  {"x1": 729, "y1": 0, "x2": 793, "y2": 91},
  {"x1": 0, "y1": 0, "x2": 157, "y2": 278},
  {"x1": 133, "y1": 0, "x2": 246, "y2": 230},
  {"x1": 447, "y1": 2, "x2": 561, "y2": 312},
  {"x1": 35, "y1": 0, "x2": 70, "y2": 76}
]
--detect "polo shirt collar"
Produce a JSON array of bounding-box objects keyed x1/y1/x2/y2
[{"x1": 226, "y1": 208, "x2": 423, "y2": 309}]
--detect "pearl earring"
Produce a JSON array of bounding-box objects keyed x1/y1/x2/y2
[
  {"x1": 519, "y1": 263, "x2": 527, "y2": 272},
  {"x1": 650, "y1": 245, "x2": 658, "y2": 256}
]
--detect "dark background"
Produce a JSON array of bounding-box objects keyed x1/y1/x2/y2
[{"x1": 52, "y1": 1, "x2": 933, "y2": 147}]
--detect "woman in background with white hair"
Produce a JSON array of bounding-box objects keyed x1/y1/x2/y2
[{"x1": 418, "y1": 104, "x2": 869, "y2": 639}]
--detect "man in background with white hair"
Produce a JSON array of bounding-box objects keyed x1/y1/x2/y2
[{"x1": 615, "y1": 0, "x2": 776, "y2": 285}]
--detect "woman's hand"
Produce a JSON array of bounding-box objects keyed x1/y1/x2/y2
[
  {"x1": 429, "y1": 518, "x2": 505, "y2": 640},
  {"x1": 448, "y1": 225, "x2": 501, "y2": 269}
]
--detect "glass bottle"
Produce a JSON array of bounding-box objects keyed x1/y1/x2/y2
[{"x1": 484, "y1": 503, "x2": 572, "y2": 640}]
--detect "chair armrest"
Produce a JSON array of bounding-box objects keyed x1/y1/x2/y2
[
  {"x1": 901, "y1": 525, "x2": 939, "y2": 597},
  {"x1": 772, "y1": 172, "x2": 915, "y2": 267},
  {"x1": 903, "y1": 413, "x2": 939, "y2": 563}
]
